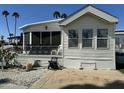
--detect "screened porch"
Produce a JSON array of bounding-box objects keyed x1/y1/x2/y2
[{"x1": 23, "y1": 31, "x2": 62, "y2": 55}]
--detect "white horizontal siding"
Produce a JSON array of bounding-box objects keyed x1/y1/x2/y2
[
  {"x1": 17, "y1": 55, "x2": 63, "y2": 67},
  {"x1": 63, "y1": 58, "x2": 114, "y2": 69},
  {"x1": 62, "y1": 13, "x2": 115, "y2": 69}
]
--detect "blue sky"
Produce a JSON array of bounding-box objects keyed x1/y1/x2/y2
[{"x1": 0, "y1": 4, "x2": 124, "y2": 40}]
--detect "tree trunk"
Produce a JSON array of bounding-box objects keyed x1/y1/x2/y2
[
  {"x1": 6, "y1": 17, "x2": 10, "y2": 35},
  {"x1": 5, "y1": 16, "x2": 11, "y2": 44},
  {"x1": 1, "y1": 57, "x2": 4, "y2": 70},
  {"x1": 14, "y1": 17, "x2": 17, "y2": 44}
]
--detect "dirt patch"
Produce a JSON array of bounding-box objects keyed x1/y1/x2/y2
[{"x1": 31, "y1": 68, "x2": 124, "y2": 89}]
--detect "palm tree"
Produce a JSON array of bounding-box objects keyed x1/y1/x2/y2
[
  {"x1": 12, "y1": 12, "x2": 19, "y2": 38},
  {"x1": 61, "y1": 13, "x2": 67, "y2": 18},
  {"x1": 2, "y1": 11, "x2": 11, "y2": 38},
  {"x1": 53, "y1": 11, "x2": 61, "y2": 19}
]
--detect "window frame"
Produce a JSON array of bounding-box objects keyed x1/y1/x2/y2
[
  {"x1": 82, "y1": 29, "x2": 93, "y2": 48},
  {"x1": 68, "y1": 29, "x2": 79, "y2": 48},
  {"x1": 97, "y1": 29, "x2": 109, "y2": 49}
]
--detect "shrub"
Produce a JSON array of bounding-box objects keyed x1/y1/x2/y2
[{"x1": 0, "y1": 47, "x2": 18, "y2": 70}]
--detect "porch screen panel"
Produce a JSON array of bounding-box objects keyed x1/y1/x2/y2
[
  {"x1": 42, "y1": 32, "x2": 50, "y2": 46},
  {"x1": 52, "y1": 32, "x2": 61, "y2": 46},
  {"x1": 32, "y1": 32, "x2": 40, "y2": 45},
  {"x1": 24, "y1": 32, "x2": 30, "y2": 45}
]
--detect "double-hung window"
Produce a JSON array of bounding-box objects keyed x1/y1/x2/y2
[
  {"x1": 68, "y1": 29, "x2": 78, "y2": 48},
  {"x1": 82, "y1": 29, "x2": 93, "y2": 48},
  {"x1": 97, "y1": 29, "x2": 108, "y2": 48}
]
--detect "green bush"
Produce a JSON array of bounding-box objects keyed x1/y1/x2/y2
[
  {"x1": 0, "y1": 47, "x2": 18, "y2": 70},
  {"x1": 119, "y1": 69, "x2": 124, "y2": 74}
]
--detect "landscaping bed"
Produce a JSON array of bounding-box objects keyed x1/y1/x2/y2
[{"x1": 0, "y1": 67, "x2": 48, "y2": 89}]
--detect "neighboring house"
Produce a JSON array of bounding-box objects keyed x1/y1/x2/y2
[
  {"x1": 20, "y1": 5, "x2": 118, "y2": 69},
  {"x1": 115, "y1": 30, "x2": 124, "y2": 64},
  {"x1": 115, "y1": 30, "x2": 124, "y2": 49},
  {"x1": 8, "y1": 36, "x2": 21, "y2": 45}
]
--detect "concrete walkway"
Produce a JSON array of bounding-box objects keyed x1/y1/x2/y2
[{"x1": 31, "y1": 68, "x2": 124, "y2": 89}]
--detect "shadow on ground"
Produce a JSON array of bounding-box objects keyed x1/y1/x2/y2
[
  {"x1": 116, "y1": 52, "x2": 124, "y2": 70},
  {"x1": 116, "y1": 63, "x2": 124, "y2": 70},
  {"x1": 0, "y1": 78, "x2": 11, "y2": 84},
  {"x1": 60, "y1": 80, "x2": 124, "y2": 89}
]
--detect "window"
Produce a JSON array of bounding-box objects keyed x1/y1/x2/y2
[
  {"x1": 97, "y1": 29, "x2": 108, "y2": 48},
  {"x1": 68, "y1": 30, "x2": 78, "y2": 48},
  {"x1": 82, "y1": 29, "x2": 93, "y2": 48}
]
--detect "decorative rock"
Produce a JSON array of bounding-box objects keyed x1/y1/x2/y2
[
  {"x1": 33, "y1": 60, "x2": 41, "y2": 67},
  {"x1": 26, "y1": 63, "x2": 33, "y2": 71}
]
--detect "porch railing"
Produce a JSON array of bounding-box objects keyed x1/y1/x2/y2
[{"x1": 13, "y1": 45, "x2": 62, "y2": 55}]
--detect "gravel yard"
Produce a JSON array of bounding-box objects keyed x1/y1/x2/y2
[{"x1": 0, "y1": 67, "x2": 48, "y2": 89}]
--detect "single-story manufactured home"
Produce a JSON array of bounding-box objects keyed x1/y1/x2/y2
[{"x1": 20, "y1": 5, "x2": 118, "y2": 69}]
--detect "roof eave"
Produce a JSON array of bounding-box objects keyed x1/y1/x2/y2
[
  {"x1": 60, "y1": 18, "x2": 118, "y2": 26},
  {"x1": 59, "y1": 5, "x2": 118, "y2": 26},
  {"x1": 19, "y1": 18, "x2": 64, "y2": 30}
]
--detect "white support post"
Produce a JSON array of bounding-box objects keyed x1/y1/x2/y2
[
  {"x1": 30, "y1": 32, "x2": 32, "y2": 45},
  {"x1": 23, "y1": 33, "x2": 25, "y2": 54},
  {"x1": 94, "y1": 29, "x2": 97, "y2": 50},
  {"x1": 94, "y1": 36, "x2": 97, "y2": 50},
  {"x1": 61, "y1": 30, "x2": 64, "y2": 66},
  {"x1": 61, "y1": 31, "x2": 63, "y2": 47}
]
